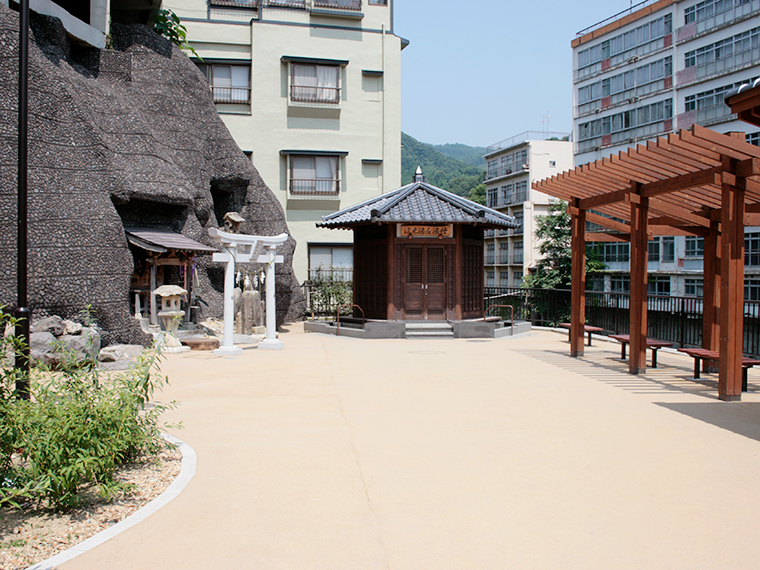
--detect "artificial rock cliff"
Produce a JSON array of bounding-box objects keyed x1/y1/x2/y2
[{"x1": 0, "y1": 5, "x2": 303, "y2": 344}]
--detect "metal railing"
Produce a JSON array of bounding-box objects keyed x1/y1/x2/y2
[
  {"x1": 212, "y1": 86, "x2": 251, "y2": 104},
  {"x1": 336, "y1": 305, "x2": 364, "y2": 336},
  {"x1": 484, "y1": 287, "x2": 760, "y2": 357},
  {"x1": 484, "y1": 304, "x2": 514, "y2": 337},
  {"x1": 211, "y1": 0, "x2": 258, "y2": 6},
  {"x1": 487, "y1": 131, "x2": 570, "y2": 153},
  {"x1": 485, "y1": 162, "x2": 529, "y2": 181},
  {"x1": 268, "y1": 0, "x2": 305, "y2": 7},
  {"x1": 290, "y1": 85, "x2": 340, "y2": 104},
  {"x1": 290, "y1": 178, "x2": 340, "y2": 198},
  {"x1": 314, "y1": 0, "x2": 361, "y2": 9}
]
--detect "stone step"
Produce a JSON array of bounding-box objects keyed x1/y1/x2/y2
[
  {"x1": 405, "y1": 321, "x2": 454, "y2": 339},
  {"x1": 406, "y1": 331, "x2": 455, "y2": 339}
]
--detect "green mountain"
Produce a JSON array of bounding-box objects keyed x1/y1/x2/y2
[
  {"x1": 432, "y1": 143, "x2": 488, "y2": 167},
  {"x1": 401, "y1": 133, "x2": 486, "y2": 204}
]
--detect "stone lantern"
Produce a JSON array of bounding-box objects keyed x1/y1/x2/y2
[
  {"x1": 153, "y1": 284, "x2": 187, "y2": 333},
  {"x1": 223, "y1": 211, "x2": 245, "y2": 233}
]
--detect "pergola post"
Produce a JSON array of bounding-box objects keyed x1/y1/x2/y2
[
  {"x1": 629, "y1": 185, "x2": 649, "y2": 374},
  {"x1": 702, "y1": 221, "x2": 721, "y2": 372},
  {"x1": 570, "y1": 201, "x2": 586, "y2": 357},
  {"x1": 719, "y1": 171, "x2": 746, "y2": 401}
]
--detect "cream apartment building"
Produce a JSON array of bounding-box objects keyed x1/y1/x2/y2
[
  {"x1": 162, "y1": 0, "x2": 404, "y2": 282},
  {"x1": 572, "y1": 0, "x2": 760, "y2": 299},
  {"x1": 483, "y1": 133, "x2": 573, "y2": 289}
]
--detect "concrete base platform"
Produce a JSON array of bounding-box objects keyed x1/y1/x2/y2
[{"x1": 304, "y1": 319, "x2": 531, "y2": 339}]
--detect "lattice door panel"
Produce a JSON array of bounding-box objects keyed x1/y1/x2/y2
[
  {"x1": 406, "y1": 247, "x2": 423, "y2": 283},
  {"x1": 427, "y1": 247, "x2": 445, "y2": 284}
]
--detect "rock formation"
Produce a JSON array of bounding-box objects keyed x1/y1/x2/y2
[{"x1": 0, "y1": 6, "x2": 304, "y2": 345}]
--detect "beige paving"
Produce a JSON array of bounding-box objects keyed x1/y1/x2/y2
[{"x1": 61, "y1": 325, "x2": 760, "y2": 570}]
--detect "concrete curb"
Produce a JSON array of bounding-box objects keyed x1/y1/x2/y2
[{"x1": 25, "y1": 433, "x2": 197, "y2": 570}]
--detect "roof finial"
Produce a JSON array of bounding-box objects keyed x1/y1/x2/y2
[{"x1": 414, "y1": 166, "x2": 425, "y2": 183}]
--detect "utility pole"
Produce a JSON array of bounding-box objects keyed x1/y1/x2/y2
[{"x1": 15, "y1": 0, "x2": 31, "y2": 400}]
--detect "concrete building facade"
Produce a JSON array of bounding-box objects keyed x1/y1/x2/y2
[
  {"x1": 571, "y1": 0, "x2": 760, "y2": 299},
  {"x1": 162, "y1": 0, "x2": 405, "y2": 283},
  {"x1": 482, "y1": 132, "x2": 573, "y2": 289}
]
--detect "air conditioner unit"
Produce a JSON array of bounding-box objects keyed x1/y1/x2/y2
[{"x1": 595, "y1": 108, "x2": 602, "y2": 114}]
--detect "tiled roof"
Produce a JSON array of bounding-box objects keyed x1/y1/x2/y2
[
  {"x1": 317, "y1": 181, "x2": 517, "y2": 229},
  {"x1": 125, "y1": 227, "x2": 218, "y2": 253}
]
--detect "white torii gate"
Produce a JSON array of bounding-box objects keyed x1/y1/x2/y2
[{"x1": 208, "y1": 228, "x2": 289, "y2": 355}]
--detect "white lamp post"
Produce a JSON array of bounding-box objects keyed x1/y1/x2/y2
[{"x1": 208, "y1": 228, "x2": 288, "y2": 355}]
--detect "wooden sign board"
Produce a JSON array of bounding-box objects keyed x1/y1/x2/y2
[{"x1": 399, "y1": 224, "x2": 453, "y2": 238}]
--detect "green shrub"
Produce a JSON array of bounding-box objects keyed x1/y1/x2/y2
[{"x1": 0, "y1": 308, "x2": 178, "y2": 512}]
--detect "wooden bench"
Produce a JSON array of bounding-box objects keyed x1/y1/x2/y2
[
  {"x1": 608, "y1": 334, "x2": 673, "y2": 369},
  {"x1": 559, "y1": 323, "x2": 604, "y2": 346},
  {"x1": 677, "y1": 348, "x2": 760, "y2": 392}
]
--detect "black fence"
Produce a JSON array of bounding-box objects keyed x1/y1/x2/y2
[{"x1": 484, "y1": 287, "x2": 760, "y2": 357}]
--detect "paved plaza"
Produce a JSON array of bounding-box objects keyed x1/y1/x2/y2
[{"x1": 60, "y1": 325, "x2": 760, "y2": 570}]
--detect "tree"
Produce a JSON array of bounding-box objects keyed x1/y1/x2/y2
[
  {"x1": 153, "y1": 9, "x2": 200, "y2": 59},
  {"x1": 468, "y1": 183, "x2": 486, "y2": 205},
  {"x1": 522, "y1": 200, "x2": 605, "y2": 289}
]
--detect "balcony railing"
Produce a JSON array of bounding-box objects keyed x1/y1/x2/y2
[
  {"x1": 511, "y1": 254, "x2": 524, "y2": 265},
  {"x1": 677, "y1": 46, "x2": 760, "y2": 87},
  {"x1": 487, "y1": 131, "x2": 570, "y2": 153},
  {"x1": 676, "y1": 0, "x2": 760, "y2": 43},
  {"x1": 313, "y1": 0, "x2": 361, "y2": 9},
  {"x1": 576, "y1": 118, "x2": 672, "y2": 154},
  {"x1": 290, "y1": 178, "x2": 340, "y2": 198},
  {"x1": 676, "y1": 105, "x2": 735, "y2": 131},
  {"x1": 212, "y1": 86, "x2": 251, "y2": 104},
  {"x1": 484, "y1": 162, "x2": 529, "y2": 182},
  {"x1": 290, "y1": 85, "x2": 340, "y2": 104},
  {"x1": 211, "y1": 0, "x2": 258, "y2": 6},
  {"x1": 268, "y1": 0, "x2": 305, "y2": 7}
]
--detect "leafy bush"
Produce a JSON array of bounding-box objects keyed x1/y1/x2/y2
[
  {"x1": 0, "y1": 308, "x2": 177, "y2": 511},
  {"x1": 306, "y1": 268, "x2": 353, "y2": 317}
]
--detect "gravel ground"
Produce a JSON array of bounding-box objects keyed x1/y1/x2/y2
[{"x1": 0, "y1": 443, "x2": 182, "y2": 570}]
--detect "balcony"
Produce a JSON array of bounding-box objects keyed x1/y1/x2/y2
[
  {"x1": 484, "y1": 162, "x2": 529, "y2": 182},
  {"x1": 290, "y1": 85, "x2": 341, "y2": 104},
  {"x1": 268, "y1": 0, "x2": 305, "y2": 7},
  {"x1": 511, "y1": 254, "x2": 524, "y2": 265},
  {"x1": 677, "y1": 45, "x2": 760, "y2": 87},
  {"x1": 676, "y1": 0, "x2": 760, "y2": 44},
  {"x1": 576, "y1": 118, "x2": 673, "y2": 154},
  {"x1": 676, "y1": 105, "x2": 735, "y2": 131}
]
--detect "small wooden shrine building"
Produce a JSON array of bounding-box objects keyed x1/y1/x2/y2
[{"x1": 317, "y1": 169, "x2": 517, "y2": 321}]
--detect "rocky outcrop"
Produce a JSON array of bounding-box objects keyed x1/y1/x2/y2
[{"x1": 0, "y1": 6, "x2": 304, "y2": 345}]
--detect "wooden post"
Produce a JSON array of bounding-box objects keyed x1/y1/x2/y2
[
  {"x1": 719, "y1": 171, "x2": 745, "y2": 401},
  {"x1": 454, "y1": 225, "x2": 463, "y2": 320},
  {"x1": 387, "y1": 224, "x2": 396, "y2": 320},
  {"x1": 570, "y1": 202, "x2": 586, "y2": 357},
  {"x1": 149, "y1": 257, "x2": 158, "y2": 326},
  {"x1": 629, "y1": 185, "x2": 649, "y2": 374},
  {"x1": 702, "y1": 221, "x2": 720, "y2": 372}
]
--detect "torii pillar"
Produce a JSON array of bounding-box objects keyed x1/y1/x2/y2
[{"x1": 209, "y1": 228, "x2": 288, "y2": 355}]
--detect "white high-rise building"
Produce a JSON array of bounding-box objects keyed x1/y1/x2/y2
[
  {"x1": 572, "y1": 0, "x2": 760, "y2": 299},
  {"x1": 162, "y1": 0, "x2": 405, "y2": 283},
  {"x1": 482, "y1": 132, "x2": 573, "y2": 289}
]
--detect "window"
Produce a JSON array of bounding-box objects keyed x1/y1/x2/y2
[
  {"x1": 747, "y1": 132, "x2": 760, "y2": 146},
  {"x1": 487, "y1": 187, "x2": 498, "y2": 208},
  {"x1": 514, "y1": 181, "x2": 528, "y2": 203},
  {"x1": 746, "y1": 278, "x2": 760, "y2": 301},
  {"x1": 648, "y1": 238, "x2": 660, "y2": 261},
  {"x1": 291, "y1": 63, "x2": 340, "y2": 103},
  {"x1": 500, "y1": 271, "x2": 509, "y2": 285},
  {"x1": 600, "y1": 242, "x2": 630, "y2": 263},
  {"x1": 514, "y1": 212, "x2": 524, "y2": 235},
  {"x1": 685, "y1": 278, "x2": 704, "y2": 297},
  {"x1": 648, "y1": 276, "x2": 671, "y2": 296},
  {"x1": 513, "y1": 271, "x2": 523, "y2": 286},
  {"x1": 685, "y1": 236, "x2": 704, "y2": 257},
  {"x1": 588, "y1": 276, "x2": 605, "y2": 292},
  {"x1": 499, "y1": 242, "x2": 509, "y2": 264},
  {"x1": 309, "y1": 245, "x2": 352, "y2": 281},
  {"x1": 661, "y1": 237, "x2": 675, "y2": 262},
  {"x1": 368, "y1": 0, "x2": 388, "y2": 4},
  {"x1": 211, "y1": 0, "x2": 258, "y2": 6},
  {"x1": 289, "y1": 155, "x2": 340, "y2": 196},
  {"x1": 486, "y1": 243, "x2": 495, "y2": 264},
  {"x1": 314, "y1": 0, "x2": 361, "y2": 8},
  {"x1": 746, "y1": 232, "x2": 760, "y2": 266},
  {"x1": 513, "y1": 241, "x2": 524, "y2": 264},
  {"x1": 685, "y1": 26, "x2": 760, "y2": 68},
  {"x1": 486, "y1": 271, "x2": 495, "y2": 287},
  {"x1": 611, "y1": 275, "x2": 630, "y2": 293},
  {"x1": 197, "y1": 63, "x2": 250, "y2": 104}
]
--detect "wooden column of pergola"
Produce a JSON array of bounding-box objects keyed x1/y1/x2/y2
[{"x1": 534, "y1": 125, "x2": 760, "y2": 401}]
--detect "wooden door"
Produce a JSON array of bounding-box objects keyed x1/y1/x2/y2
[{"x1": 403, "y1": 245, "x2": 446, "y2": 319}]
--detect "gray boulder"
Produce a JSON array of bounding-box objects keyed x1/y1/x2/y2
[
  {"x1": 30, "y1": 331, "x2": 58, "y2": 367},
  {"x1": 30, "y1": 316, "x2": 65, "y2": 337},
  {"x1": 98, "y1": 344, "x2": 145, "y2": 363}
]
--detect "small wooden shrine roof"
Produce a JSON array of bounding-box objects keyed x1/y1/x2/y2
[
  {"x1": 533, "y1": 125, "x2": 760, "y2": 238},
  {"x1": 725, "y1": 78, "x2": 760, "y2": 128},
  {"x1": 317, "y1": 178, "x2": 517, "y2": 230},
  {"x1": 125, "y1": 227, "x2": 218, "y2": 253}
]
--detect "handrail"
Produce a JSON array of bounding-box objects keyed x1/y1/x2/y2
[
  {"x1": 336, "y1": 304, "x2": 365, "y2": 337},
  {"x1": 484, "y1": 304, "x2": 514, "y2": 337}
]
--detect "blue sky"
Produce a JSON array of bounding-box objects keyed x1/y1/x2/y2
[{"x1": 394, "y1": 0, "x2": 642, "y2": 147}]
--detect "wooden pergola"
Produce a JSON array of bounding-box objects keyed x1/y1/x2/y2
[{"x1": 533, "y1": 125, "x2": 760, "y2": 401}]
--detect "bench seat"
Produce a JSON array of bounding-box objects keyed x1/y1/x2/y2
[
  {"x1": 677, "y1": 348, "x2": 760, "y2": 392},
  {"x1": 608, "y1": 334, "x2": 673, "y2": 368},
  {"x1": 559, "y1": 323, "x2": 604, "y2": 346}
]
